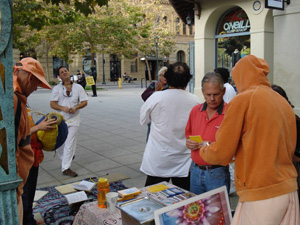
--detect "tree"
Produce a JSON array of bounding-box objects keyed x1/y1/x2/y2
[
  {"x1": 38, "y1": 0, "x2": 144, "y2": 64},
  {"x1": 129, "y1": 0, "x2": 176, "y2": 81},
  {"x1": 13, "y1": 0, "x2": 176, "y2": 81},
  {"x1": 46, "y1": 0, "x2": 109, "y2": 16}
]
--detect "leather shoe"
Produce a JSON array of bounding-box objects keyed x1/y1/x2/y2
[
  {"x1": 63, "y1": 169, "x2": 78, "y2": 177},
  {"x1": 91, "y1": 95, "x2": 97, "y2": 97}
]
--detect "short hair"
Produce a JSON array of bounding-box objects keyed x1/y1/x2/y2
[
  {"x1": 201, "y1": 72, "x2": 224, "y2": 90},
  {"x1": 271, "y1": 84, "x2": 294, "y2": 108},
  {"x1": 158, "y1": 66, "x2": 168, "y2": 76},
  {"x1": 164, "y1": 62, "x2": 192, "y2": 89},
  {"x1": 57, "y1": 66, "x2": 67, "y2": 76},
  {"x1": 214, "y1": 67, "x2": 229, "y2": 83}
]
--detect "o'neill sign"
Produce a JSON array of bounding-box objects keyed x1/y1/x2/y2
[
  {"x1": 217, "y1": 8, "x2": 251, "y2": 35},
  {"x1": 223, "y1": 20, "x2": 250, "y2": 34}
]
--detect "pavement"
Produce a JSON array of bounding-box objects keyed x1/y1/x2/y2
[{"x1": 29, "y1": 81, "x2": 238, "y2": 209}]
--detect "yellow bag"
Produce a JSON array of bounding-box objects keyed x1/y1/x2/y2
[{"x1": 36, "y1": 112, "x2": 68, "y2": 151}]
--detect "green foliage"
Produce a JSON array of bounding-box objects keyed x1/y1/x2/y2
[
  {"x1": 13, "y1": 0, "x2": 176, "y2": 67},
  {"x1": 45, "y1": 0, "x2": 108, "y2": 16}
]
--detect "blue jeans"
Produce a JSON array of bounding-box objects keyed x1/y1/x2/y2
[{"x1": 190, "y1": 162, "x2": 230, "y2": 195}]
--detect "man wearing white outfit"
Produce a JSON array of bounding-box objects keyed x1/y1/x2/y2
[
  {"x1": 50, "y1": 66, "x2": 88, "y2": 177},
  {"x1": 140, "y1": 62, "x2": 200, "y2": 190}
]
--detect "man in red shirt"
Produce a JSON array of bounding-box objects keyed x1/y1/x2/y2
[{"x1": 185, "y1": 72, "x2": 230, "y2": 194}]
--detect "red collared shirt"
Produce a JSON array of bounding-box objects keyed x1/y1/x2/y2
[{"x1": 185, "y1": 101, "x2": 226, "y2": 165}]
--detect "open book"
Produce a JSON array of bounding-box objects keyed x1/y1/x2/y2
[
  {"x1": 64, "y1": 191, "x2": 88, "y2": 205},
  {"x1": 72, "y1": 180, "x2": 96, "y2": 192}
]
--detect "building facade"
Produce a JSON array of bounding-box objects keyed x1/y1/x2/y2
[
  {"x1": 13, "y1": 1, "x2": 194, "y2": 84},
  {"x1": 170, "y1": 0, "x2": 299, "y2": 115}
]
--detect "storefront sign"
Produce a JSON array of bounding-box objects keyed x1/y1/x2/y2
[
  {"x1": 223, "y1": 20, "x2": 250, "y2": 33},
  {"x1": 265, "y1": 0, "x2": 284, "y2": 10},
  {"x1": 217, "y1": 8, "x2": 250, "y2": 35}
]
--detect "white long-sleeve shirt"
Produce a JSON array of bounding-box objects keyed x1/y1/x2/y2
[{"x1": 140, "y1": 89, "x2": 200, "y2": 177}]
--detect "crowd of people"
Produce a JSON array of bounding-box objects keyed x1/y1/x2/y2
[
  {"x1": 140, "y1": 56, "x2": 300, "y2": 224},
  {"x1": 11, "y1": 54, "x2": 299, "y2": 225}
]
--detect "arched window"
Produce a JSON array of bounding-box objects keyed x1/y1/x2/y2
[
  {"x1": 176, "y1": 17, "x2": 180, "y2": 34},
  {"x1": 215, "y1": 7, "x2": 250, "y2": 69},
  {"x1": 110, "y1": 54, "x2": 121, "y2": 81},
  {"x1": 163, "y1": 16, "x2": 167, "y2": 24},
  {"x1": 177, "y1": 51, "x2": 185, "y2": 63}
]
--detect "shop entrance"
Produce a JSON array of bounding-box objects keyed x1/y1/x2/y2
[{"x1": 110, "y1": 54, "x2": 121, "y2": 81}]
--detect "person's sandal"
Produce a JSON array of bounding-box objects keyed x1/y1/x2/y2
[{"x1": 63, "y1": 168, "x2": 78, "y2": 177}]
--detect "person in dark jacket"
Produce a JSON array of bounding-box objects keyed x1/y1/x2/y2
[{"x1": 91, "y1": 66, "x2": 97, "y2": 97}]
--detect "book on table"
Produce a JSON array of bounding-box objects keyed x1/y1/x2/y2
[
  {"x1": 72, "y1": 180, "x2": 96, "y2": 192},
  {"x1": 64, "y1": 191, "x2": 88, "y2": 205}
]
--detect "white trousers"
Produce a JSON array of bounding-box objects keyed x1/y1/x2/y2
[
  {"x1": 232, "y1": 191, "x2": 299, "y2": 225},
  {"x1": 56, "y1": 125, "x2": 79, "y2": 172}
]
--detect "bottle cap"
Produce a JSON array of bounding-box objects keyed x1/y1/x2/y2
[{"x1": 98, "y1": 178, "x2": 108, "y2": 185}]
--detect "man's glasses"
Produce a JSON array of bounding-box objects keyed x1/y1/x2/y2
[{"x1": 63, "y1": 86, "x2": 72, "y2": 97}]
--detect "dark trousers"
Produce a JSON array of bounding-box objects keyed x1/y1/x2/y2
[
  {"x1": 22, "y1": 166, "x2": 39, "y2": 225},
  {"x1": 145, "y1": 174, "x2": 190, "y2": 191},
  {"x1": 92, "y1": 77, "x2": 97, "y2": 96}
]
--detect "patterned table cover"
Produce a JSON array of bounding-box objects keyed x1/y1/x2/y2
[{"x1": 73, "y1": 201, "x2": 122, "y2": 225}]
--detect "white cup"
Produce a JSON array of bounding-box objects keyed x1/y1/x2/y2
[{"x1": 106, "y1": 192, "x2": 119, "y2": 213}]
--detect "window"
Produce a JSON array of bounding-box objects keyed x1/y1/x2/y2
[
  {"x1": 189, "y1": 25, "x2": 193, "y2": 35},
  {"x1": 183, "y1": 24, "x2": 186, "y2": 35},
  {"x1": 215, "y1": 7, "x2": 250, "y2": 69},
  {"x1": 131, "y1": 60, "x2": 137, "y2": 73},
  {"x1": 176, "y1": 17, "x2": 180, "y2": 35},
  {"x1": 163, "y1": 16, "x2": 167, "y2": 24},
  {"x1": 177, "y1": 51, "x2": 185, "y2": 63}
]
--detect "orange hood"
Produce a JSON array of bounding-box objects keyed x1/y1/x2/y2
[{"x1": 231, "y1": 55, "x2": 270, "y2": 93}]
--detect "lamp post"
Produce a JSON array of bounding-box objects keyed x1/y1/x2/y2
[
  {"x1": 101, "y1": 45, "x2": 106, "y2": 84},
  {"x1": 154, "y1": 36, "x2": 159, "y2": 80}
]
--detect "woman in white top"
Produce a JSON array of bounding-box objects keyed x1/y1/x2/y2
[
  {"x1": 50, "y1": 66, "x2": 88, "y2": 177},
  {"x1": 140, "y1": 62, "x2": 200, "y2": 190}
]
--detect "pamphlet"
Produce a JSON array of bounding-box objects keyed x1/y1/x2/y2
[
  {"x1": 146, "y1": 184, "x2": 168, "y2": 193},
  {"x1": 189, "y1": 135, "x2": 203, "y2": 143},
  {"x1": 64, "y1": 191, "x2": 88, "y2": 205},
  {"x1": 73, "y1": 180, "x2": 96, "y2": 192}
]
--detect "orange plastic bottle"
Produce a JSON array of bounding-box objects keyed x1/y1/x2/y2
[{"x1": 97, "y1": 178, "x2": 110, "y2": 208}]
